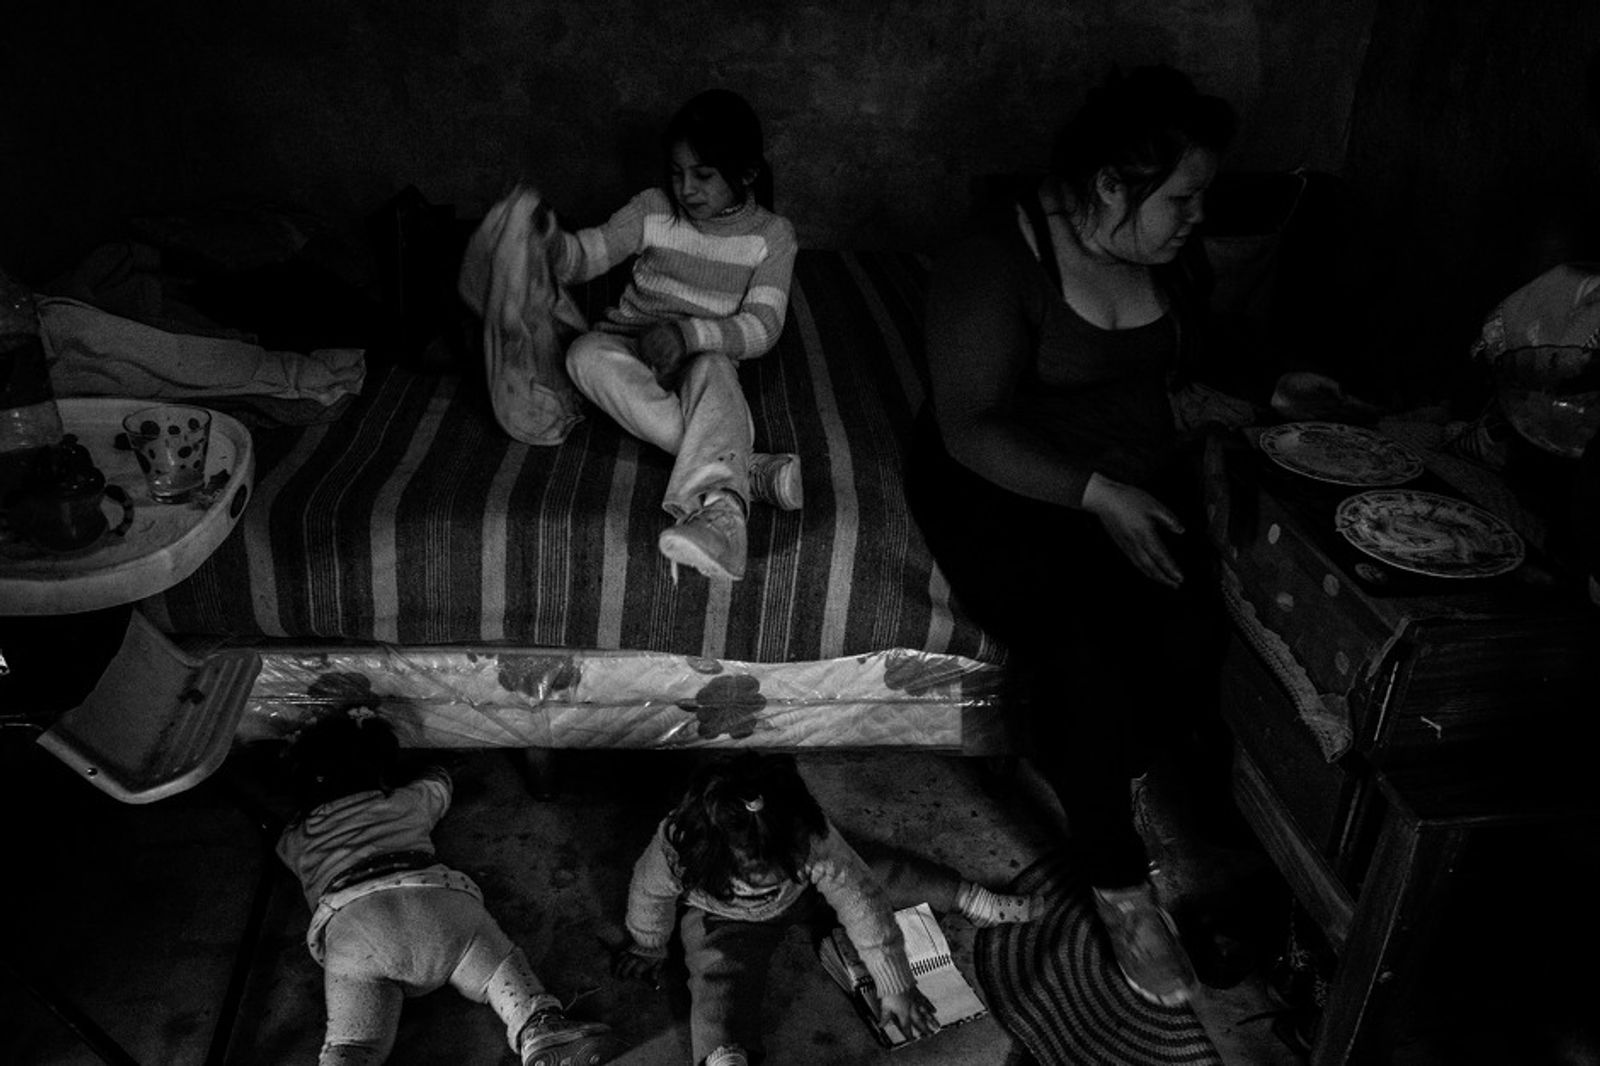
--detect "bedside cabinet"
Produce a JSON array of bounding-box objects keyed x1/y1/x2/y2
[{"x1": 1205, "y1": 431, "x2": 1600, "y2": 1063}]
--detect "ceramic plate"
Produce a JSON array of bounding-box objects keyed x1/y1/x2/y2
[
  {"x1": 1259, "y1": 422, "x2": 1423, "y2": 486},
  {"x1": 1334, "y1": 490, "x2": 1525, "y2": 579}
]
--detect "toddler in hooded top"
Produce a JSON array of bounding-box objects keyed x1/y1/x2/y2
[
  {"x1": 612, "y1": 753, "x2": 1046, "y2": 1065},
  {"x1": 276, "y1": 713, "x2": 623, "y2": 1066},
  {"x1": 553, "y1": 88, "x2": 803, "y2": 583}
]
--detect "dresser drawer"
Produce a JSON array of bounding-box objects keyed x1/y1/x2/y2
[
  {"x1": 1212, "y1": 444, "x2": 1600, "y2": 756},
  {"x1": 1371, "y1": 615, "x2": 1600, "y2": 751}
]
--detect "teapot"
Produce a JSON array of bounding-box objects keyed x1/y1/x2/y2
[{"x1": 3, "y1": 434, "x2": 133, "y2": 551}]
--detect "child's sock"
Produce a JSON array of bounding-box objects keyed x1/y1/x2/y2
[
  {"x1": 525, "y1": 993, "x2": 563, "y2": 1021},
  {"x1": 705, "y1": 1046, "x2": 750, "y2": 1066},
  {"x1": 955, "y1": 881, "x2": 1049, "y2": 927}
]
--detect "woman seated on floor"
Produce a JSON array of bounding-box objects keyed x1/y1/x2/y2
[{"x1": 907, "y1": 64, "x2": 1245, "y2": 1007}]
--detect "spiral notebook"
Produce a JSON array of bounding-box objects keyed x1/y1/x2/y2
[{"x1": 817, "y1": 902, "x2": 989, "y2": 1048}]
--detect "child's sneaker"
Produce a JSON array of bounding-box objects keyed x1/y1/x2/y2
[
  {"x1": 518, "y1": 1010, "x2": 619, "y2": 1066},
  {"x1": 1092, "y1": 880, "x2": 1197, "y2": 1007},
  {"x1": 658, "y1": 494, "x2": 747, "y2": 581},
  {"x1": 749, "y1": 452, "x2": 803, "y2": 510}
]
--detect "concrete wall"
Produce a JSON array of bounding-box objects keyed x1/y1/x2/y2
[
  {"x1": 1340, "y1": 0, "x2": 1600, "y2": 403},
  {"x1": 2, "y1": 0, "x2": 1374, "y2": 279}
]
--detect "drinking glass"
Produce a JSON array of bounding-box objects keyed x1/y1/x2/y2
[{"x1": 122, "y1": 404, "x2": 211, "y2": 503}]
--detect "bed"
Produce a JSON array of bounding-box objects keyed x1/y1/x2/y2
[{"x1": 138, "y1": 249, "x2": 1011, "y2": 752}]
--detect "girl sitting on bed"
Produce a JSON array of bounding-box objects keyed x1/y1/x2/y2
[
  {"x1": 552, "y1": 88, "x2": 801, "y2": 583},
  {"x1": 611, "y1": 752, "x2": 1045, "y2": 1066},
  {"x1": 277, "y1": 712, "x2": 622, "y2": 1066}
]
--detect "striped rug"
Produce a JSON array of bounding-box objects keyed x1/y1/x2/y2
[{"x1": 974, "y1": 852, "x2": 1224, "y2": 1066}]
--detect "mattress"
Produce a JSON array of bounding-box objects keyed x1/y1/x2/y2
[
  {"x1": 142, "y1": 249, "x2": 1009, "y2": 749},
  {"x1": 235, "y1": 644, "x2": 1009, "y2": 753}
]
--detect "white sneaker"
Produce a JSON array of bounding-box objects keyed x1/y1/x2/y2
[
  {"x1": 658, "y1": 495, "x2": 747, "y2": 581},
  {"x1": 518, "y1": 1011, "x2": 619, "y2": 1066},
  {"x1": 1092, "y1": 880, "x2": 1198, "y2": 1007}
]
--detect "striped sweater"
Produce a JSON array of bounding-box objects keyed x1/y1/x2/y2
[{"x1": 554, "y1": 187, "x2": 797, "y2": 361}]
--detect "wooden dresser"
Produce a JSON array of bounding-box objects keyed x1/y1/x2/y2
[{"x1": 1205, "y1": 431, "x2": 1600, "y2": 1063}]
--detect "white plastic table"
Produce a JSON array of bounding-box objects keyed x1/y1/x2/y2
[
  {"x1": 2, "y1": 397, "x2": 261, "y2": 802},
  {"x1": 0, "y1": 401, "x2": 264, "y2": 1062},
  {"x1": 0, "y1": 397, "x2": 254, "y2": 614}
]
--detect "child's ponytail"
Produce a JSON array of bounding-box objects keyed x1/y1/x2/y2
[{"x1": 665, "y1": 753, "x2": 826, "y2": 899}]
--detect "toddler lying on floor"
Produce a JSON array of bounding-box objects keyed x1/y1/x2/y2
[{"x1": 276, "y1": 713, "x2": 622, "y2": 1066}]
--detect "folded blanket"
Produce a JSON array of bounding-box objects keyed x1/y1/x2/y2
[
  {"x1": 458, "y1": 187, "x2": 587, "y2": 446},
  {"x1": 39, "y1": 296, "x2": 364, "y2": 423}
]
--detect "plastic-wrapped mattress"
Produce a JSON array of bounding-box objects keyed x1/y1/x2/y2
[{"x1": 237, "y1": 644, "x2": 1007, "y2": 753}]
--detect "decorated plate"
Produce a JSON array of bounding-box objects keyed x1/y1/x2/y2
[
  {"x1": 1334, "y1": 490, "x2": 1525, "y2": 579},
  {"x1": 1259, "y1": 422, "x2": 1423, "y2": 486}
]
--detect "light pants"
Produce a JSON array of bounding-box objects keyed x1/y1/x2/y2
[
  {"x1": 565, "y1": 331, "x2": 752, "y2": 517},
  {"x1": 319, "y1": 885, "x2": 545, "y2": 1065}
]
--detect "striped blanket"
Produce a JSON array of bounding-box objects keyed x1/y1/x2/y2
[{"x1": 143, "y1": 250, "x2": 1004, "y2": 669}]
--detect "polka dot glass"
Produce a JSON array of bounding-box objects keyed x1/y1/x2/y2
[{"x1": 121, "y1": 404, "x2": 212, "y2": 503}]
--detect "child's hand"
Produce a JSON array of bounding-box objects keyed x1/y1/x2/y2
[
  {"x1": 639, "y1": 323, "x2": 690, "y2": 389},
  {"x1": 610, "y1": 943, "x2": 667, "y2": 989},
  {"x1": 879, "y1": 987, "x2": 940, "y2": 1041}
]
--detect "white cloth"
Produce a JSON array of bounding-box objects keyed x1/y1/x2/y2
[
  {"x1": 458, "y1": 187, "x2": 588, "y2": 446},
  {"x1": 40, "y1": 296, "x2": 364, "y2": 409}
]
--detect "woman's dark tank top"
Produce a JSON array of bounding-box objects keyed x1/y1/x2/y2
[{"x1": 1012, "y1": 190, "x2": 1181, "y2": 488}]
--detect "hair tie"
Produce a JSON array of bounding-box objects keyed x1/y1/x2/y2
[{"x1": 743, "y1": 795, "x2": 765, "y2": 813}]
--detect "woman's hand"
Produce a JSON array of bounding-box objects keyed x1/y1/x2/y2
[
  {"x1": 1081, "y1": 473, "x2": 1185, "y2": 588},
  {"x1": 610, "y1": 943, "x2": 666, "y2": 989},
  {"x1": 639, "y1": 323, "x2": 691, "y2": 390},
  {"x1": 879, "y1": 987, "x2": 941, "y2": 1041}
]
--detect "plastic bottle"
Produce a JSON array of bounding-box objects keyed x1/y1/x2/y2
[{"x1": 0, "y1": 271, "x2": 65, "y2": 504}]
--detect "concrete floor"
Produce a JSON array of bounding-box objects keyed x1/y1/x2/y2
[{"x1": 2, "y1": 740, "x2": 1310, "y2": 1066}]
